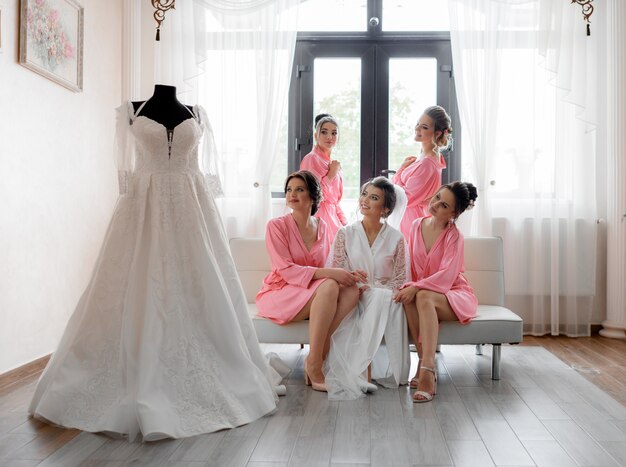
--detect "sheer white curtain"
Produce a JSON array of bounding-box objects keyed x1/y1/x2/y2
[
  {"x1": 154, "y1": 0, "x2": 300, "y2": 237},
  {"x1": 450, "y1": 0, "x2": 600, "y2": 336}
]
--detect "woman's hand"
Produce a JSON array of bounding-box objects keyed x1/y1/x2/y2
[
  {"x1": 394, "y1": 285, "x2": 418, "y2": 304},
  {"x1": 315, "y1": 268, "x2": 367, "y2": 287},
  {"x1": 399, "y1": 156, "x2": 417, "y2": 171},
  {"x1": 328, "y1": 160, "x2": 341, "y2": 179},
  {"x1": 326, "y1": 268, "x2": 358, "y2": 286},
  {"x1": 328, "y1": 268, "x2": 368, "y2": 287},
  {"x1": 351, "y1": 269, "x2": 368, "y2": 284}
]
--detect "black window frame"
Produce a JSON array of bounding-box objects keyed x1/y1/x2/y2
[{"x1": 279, "y1": 1, "x2": 460, "y2": 196}]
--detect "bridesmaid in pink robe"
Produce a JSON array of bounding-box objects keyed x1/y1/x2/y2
[
  {"x1": 256, "y1": 170, "x2": 364, "y2": 392},
  {"x1": 300, "y1": 115, "x2": 347, "y2": 245},
  {"x1": 394, "y1": 181, "x2": 478, "y2": 403},
  {"x1": 392, "y1": 105, "x2": 452, "y2": 239}
]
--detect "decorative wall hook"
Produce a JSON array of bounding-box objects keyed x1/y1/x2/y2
[
  {"x1": 151, "y1": 0, "x2": 176, "y2": 41},
  {"x1": 571, "y1": 0, "x2": 594, "y2": 36}
]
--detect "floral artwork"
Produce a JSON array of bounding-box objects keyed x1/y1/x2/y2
[
  {"x1": 19, "y1": 0, "x2": 83, "y2": 92},
  {"x1": 26, "y1": 0, "x2": 75, "y2": 71}
]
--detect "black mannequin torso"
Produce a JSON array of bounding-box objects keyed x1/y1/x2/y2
[{"x1": 132, "y1": 84, "x2": 194, "y2": 130}]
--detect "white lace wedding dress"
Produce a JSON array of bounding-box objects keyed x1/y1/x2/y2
[{"x1": 28, "y1": 102, "x2": 282, "y2": 441}]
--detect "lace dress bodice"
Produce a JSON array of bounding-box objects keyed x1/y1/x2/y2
[
  {"x1": 116, "y1": 101, "x2": 223, "y2": 197},
  {"x1": 131, "y1": 116, "x2": 203, "y2": 174}
]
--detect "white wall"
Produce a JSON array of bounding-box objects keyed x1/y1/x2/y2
[{"x1": 0, "y1": 0, "x2": 123, "y2": 374}]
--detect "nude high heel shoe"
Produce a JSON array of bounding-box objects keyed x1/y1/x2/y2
[
  {"x1": 304, "y1": 359, "x2": 327, "y2": 392},
  {"x1": 412, "y1": 366, "x2": 437, "y2": 403}
]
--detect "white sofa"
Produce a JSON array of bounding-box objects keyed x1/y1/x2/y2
[{"x1": 230, "y1": 236, "x2": 523, "y2": 380}]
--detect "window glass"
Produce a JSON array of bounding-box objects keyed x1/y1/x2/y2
[
  {"x1": 270, "y1": 114, "x2": 290, "y2": 194},
  {"x1": 492, "y1": 50, "x2": 556, "y2": 196},
  {"x1": 313, "y1": 58, "x2": 362, "y2": 199},
  {"x1": 383, "y1": 0, "x2": 450, "y2": 32},
  {"x1": 200, "y1": 49, "x2": 291, "y2": 197},
  {"x1": 388, "y1": 58, "x2": 438, "y2": 172},
  {"x1": 297, "y1": 0, "x2": 367, "y2": 32},
  {"x1": 199, "y1": 50, "x2": 256, "y2": 197}
]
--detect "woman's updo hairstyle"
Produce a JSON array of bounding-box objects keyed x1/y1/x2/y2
[
  {"x1": 443, "y1": 181, "x2": 477, "y2": 218},
  {"x1": 423, "y1": 105, "x2": 453, "y2": 150},
  {"x1": 314, "y1": 113, "x2": 332, "y2": 127},
  {"x1": 361, "y1": 176, "x2": 397, "y2": 218},
  {"x1": 284, "y1": 170, "x2": 323, "y2": 216}
]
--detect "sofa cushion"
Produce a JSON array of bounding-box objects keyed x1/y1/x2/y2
[
  {"x1": 438, "y1": 305, "x2": 522, "y2": 344},
  {"x1": 248, "y1": 303, "x2": 310, "y2": 344}
]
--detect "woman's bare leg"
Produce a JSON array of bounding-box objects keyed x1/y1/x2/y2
[
  {"x1": 403, "y1": 301, "x2": 422, "y2": 383},
  {"x1": 322, "y1": 285, "x2": 359, "y2": 358},
  {"x1": 291, "y1": 279, "x2": 341, "y2": 382},
  {"x1": 414, "y1": 290, "x2": 457, "y2": 398}
]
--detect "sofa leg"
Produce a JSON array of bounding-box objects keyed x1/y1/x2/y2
[
  {"x1": 491, "y1": 344, "x2": 501, "y2": 380},
  {"x1": 300, "y1": 344, "x2": 304, "y2": 350},
  {"x1": 475, "y1": 344, "x2": 483, "y2": 355}
]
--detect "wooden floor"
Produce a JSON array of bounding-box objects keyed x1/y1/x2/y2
[
  {"x1": 1, "y1": 335, "x2": 626, "y2": 467},
  {"x1": 521, "y1": 336, "x2": 626, "y2": 408}
]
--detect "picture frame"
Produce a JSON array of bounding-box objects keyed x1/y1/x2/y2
[
  {"x1": 19, "y1": 0, "x2": 83, "y2": 92},
  {"x1": 0, "y1": 5, "x2": 3, "y2": 54}
]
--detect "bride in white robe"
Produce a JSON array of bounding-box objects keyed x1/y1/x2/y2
[{"x1": 324, "y1": 177, "x2": 411, "y2": 400}]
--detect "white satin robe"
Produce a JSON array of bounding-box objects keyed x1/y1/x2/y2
[{"x1": 324, "y1": 222, "x2": 411, "y2": 400}]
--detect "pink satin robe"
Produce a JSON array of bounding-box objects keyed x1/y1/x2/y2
[
  {"x1": 392, "y1": 155, "x2": 446, "y2": 239},
  {"x1": 256, "y1": 214, "x2": 330, "y2": 324},
  {"x1": 403, "y1": 217, "x2": 477, "y2": 323},
  {"x1": 300, "y1": 147, "x2": 347, "y2": 245}
]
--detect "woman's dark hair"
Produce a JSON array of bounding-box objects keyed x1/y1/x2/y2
[
  {"x1": 442, "y1": 181, "x2": 478, "y2": 218},
  {"x1": 284, "y1": 170, "x2": 323, "y2": 216},
  {"x1": 361, "y1": 176, "x2": 397, "y2": 218},
  {"x1": 314, "y1": 113, "x2": 332, "y2": 127},
  {"x1": 423, "y1": 105, "x2": 453, "y2": 149}
]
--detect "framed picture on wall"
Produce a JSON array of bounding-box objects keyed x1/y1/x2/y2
[
  {"x1": 0, "y1": 6, "x2": 3, "y2": 54},
  {"x1": 19, "y1": 0, "x2": 83, "y2": 92}
]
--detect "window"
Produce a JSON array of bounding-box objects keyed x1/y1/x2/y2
[
  {"x1": 297, "y1": 0, "x2": 367, "y2": 32},
  {"x1": 382, "y1": 0, "x2": 450, "y2": 32},
  {"x1": 313, "y1": 58, "x2": 362, "y2": 198},
  {"x1": 491, "y1": 50, "x2": 556, "y2": 197},
  {"x1": 388, "y1": 58, "x2": 438, "y2": 171},
  {"x1": 271, "y1": 0, "x2": 458, "y2": 198}
]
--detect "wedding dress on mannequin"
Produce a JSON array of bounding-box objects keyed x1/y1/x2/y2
[{"x1": 29, "y1": 85, "x2": 285, "y2": 441}]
